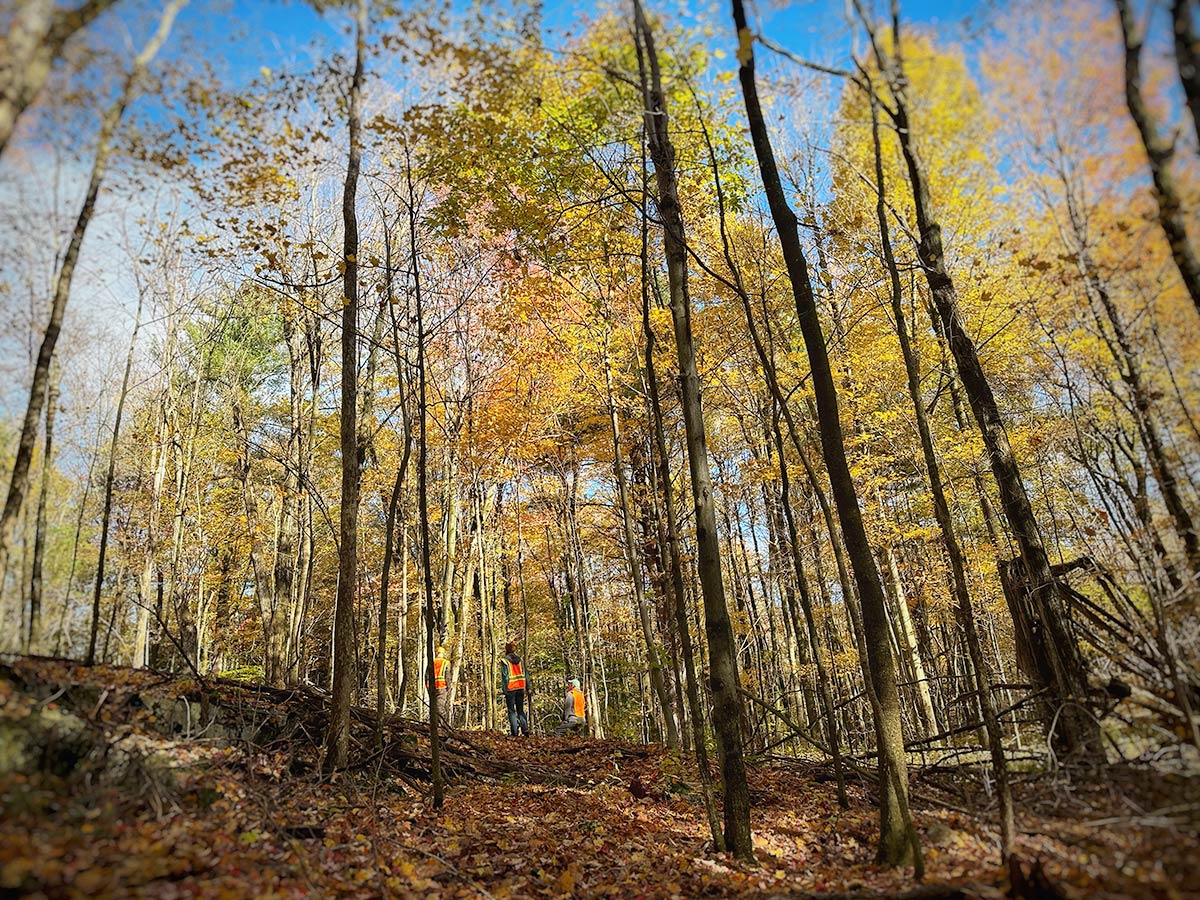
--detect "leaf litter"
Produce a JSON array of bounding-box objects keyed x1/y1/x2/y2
[{"x1": 1, "y1": 657, "x2": 1196, "y2": 899}]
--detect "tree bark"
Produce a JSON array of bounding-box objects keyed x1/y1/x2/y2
[
  {"x1": 53, "y1": 413, "x2": 104, "y2": 656},
  {"x1": 639, "y1": 154, "x2": 724, "y2": 851},
  {"x1": 1116, "y1": 0, "x2": 1200, "y2": 317},
  {"x1": 26, "y1": 372, "x2": 58, "y2": 653},
  {"x1": 135, "y1": 389, "x2": 169, "y2": 669},
  {"x1": 408, "y1": 144, "x2": 445, "y2": 806},
  {"x1": 881, "y1": 546, "x2": 939, "y2": 739},
  {"x1": 865, "y1": 0, "x2": 1101, "y2": 759},
  {"x1": 866, "y1": 81, "x2": 1013, "y2": 856},
  {"x1": 559, "y1": 466, "x2": 604, "y2": 737},
  {"x1": 769, "y1": 406, "x2": 849, "y2": 806},
  {"x1": 269, "y1": 312, "x2": 306, "y2": 687},
  {"x1": 689, "y1": 81, "x2": 848, "y2": 801},
  {"x1": 381, "y1": 251, "x2": 414, "y2": 717},
  {"x1": 635, "y1": 0, "x2": 753, "y2": 861},
  {"x1": 324, "y1": 0, "x2": 365, "y2": 772},
  {"x1": 732, "y1": 0, "x2": 919, "y2": 868},
  {"x1": 376, "y1": 386, "x2": 412, "y2": 737}
]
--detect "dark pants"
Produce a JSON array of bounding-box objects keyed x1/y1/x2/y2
[
  {"x1": 433, "y1": 687, "x2": 450, "y2": 725},
  {"x1": 505, "y1": 690, "x2": 529, "y2": 736}
]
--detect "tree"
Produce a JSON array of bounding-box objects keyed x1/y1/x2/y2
[
  {"x1": 602, "y1": 328, "x2": 679, "y2": 749},
  {"x1": 729, "y1": 0, "x2": 920, "y2": 869},
  {"x1": 0, "y1": 0, "x2": 117, "y2": 155},
  {"x1": 412, "y1": 144, "x2": 445, "y2": 806},
  {"x1": 86, "y1": 243, "x2": 148, "y2": 664},
  {"x1": 859, "y1": 0, "x2": 1103, "y2": 759},
  {"x1": 0, "y1": 0, "x2": 185, "y2": 649},
  {"x1": 25, "y1": 370, "x2": 58, "y2": 652},
  {"x1": 1115, "y1": 0, "x2": 1200, "y2": 318},
  {"x1": 634, "y1": 0, "x2": 754, "y2": 862},
  {"x1": 324, "y1": 0, "x2": 366, "y2": 773},
  {"x1": 864, "y1": 77, "x2": 1014, "y2": 858}
]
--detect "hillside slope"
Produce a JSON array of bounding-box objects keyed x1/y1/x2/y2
[{"x1": 1, "y1": 657, "x2": 1196, "y2": 899}]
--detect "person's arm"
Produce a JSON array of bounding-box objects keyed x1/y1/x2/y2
[{"x1": 563, "y1": 691, "x2": 572, "y2": 720}]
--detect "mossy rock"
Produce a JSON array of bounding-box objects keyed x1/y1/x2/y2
[
  {"x1": 217, "y1": 666, "x2": 265, "y2": 683},
  {"x1": 0, "y1": 707, "x2": 93, "y2": 777}
]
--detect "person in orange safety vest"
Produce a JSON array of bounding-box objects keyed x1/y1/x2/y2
[
  {"x1": 554, "y1": 677, "x2": 586, "y2": 734},
  {"x1": 499, "y1": 641, "x2": 530, "y2": 736},
  {"x1": 429, "y1": 645, "x2": 450, "y2": 724}
]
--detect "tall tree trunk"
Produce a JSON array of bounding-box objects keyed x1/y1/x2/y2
[
  {"x1": 448, "y1": 486, "x2": 495, "y2": 717},
  {"x1": 407, "y1": 146, "x2": 445, "y2": 806},
  {"x1": 559, "y1": 469, "x2": 604, "y2": 737},
  {"x1": 233, "y1": 394, "x2": 279, "y2": 679},
  {"x1": 634, "y1": 0, "x2": 753, "y2": 860},
  {"x1": 376, "y1": 420, "x2": 412, "y2": 737},
  {"x1": 87, "y1": 275, "x2": 147, "y2": 664},
  {"x1": 479, "y1": 504, "x2": 494, "y2": 732},
  {"x1": 514, "y1": 478, "x2": 533, "y2": 727},
  {"x1": 53, "y1": 412, "x2": 104, "y2": 656},
  {"x1": 376, "y1": 211, "x2": 414, "y2": 730},
  {"x1": 438, "y1": 475, "x2": 460, "y2": 636},
  {"x1": 731, "y1": 1, "x2": 919, "y2": 868},
  {"x1": 270, "y1": 313, "x2": 306, "y2": 687},
  {"x1": 0, "y1": 0, "x2": 117, "y2": 155},
  {"x1": 865, "y1": 2, "x2": 1101, "y2": 758},
  {"x1": 761, "y1": 476, "x2": 821, "y2": 740},
  {"x1": 868, "y1": 88, "x2": 1014, "y2": 850},
  {"x1": 324, "y1": 0, "x2": 365, "y2": 772},
  {"x1": 26, "y1": 372, "x2": 58, "y2": 653},
  {"x1": 604, "y1": 337, "x2": 678, "y2": 748},
  {"x1": 881, "y1": 547, "x2": 939, "y2": 739},
  {"x1": 768, "y1": 406, "x2": 849, "y2": 806},
  {"x1": 639, "y1": 166, "x2": 723, "y2": 851},
  {"x1": 635, "y1": 435, "x2": 688, "y2": 746},
  {"x1": 1115, "y1": 0, "x2": 1200, "y2": 317},
  {"x1": 135, "y1": 391, "x2": 169, "y2": 669},
  {"x1": 690, "y1": 79, "x2": 848, "y2": 800},
  {"x1": 572, "y1": 466, "x2": 604, "y2": 734},
  {"x1": 290, "y1": 295, "x2": 323, "y2": 686},
  {"x1": 0, "y1": 0, "x2": 184, "y2": 636}
]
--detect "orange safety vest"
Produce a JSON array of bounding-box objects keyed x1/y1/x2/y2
[
  {"x1": 432, "y1": 657, "x2": 448, "y2": 690},
  {"x1": 569, "y1": 686, "x2": 585, "y2": 718},
  {"x1": 502, "y1": 658, "x2": 526, "y2": 691}
]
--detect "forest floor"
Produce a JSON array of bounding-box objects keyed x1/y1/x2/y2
[{"x1": 1, "y1": 657, "x2": 1197, "y2": 900}]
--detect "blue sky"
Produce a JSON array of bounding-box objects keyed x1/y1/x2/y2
[
  {"x1": 156, "y1": 0, "x2": 991, "y2": 89},
  {"x1": 206, "y1": 0, "x2": 984, "y2": 37}
]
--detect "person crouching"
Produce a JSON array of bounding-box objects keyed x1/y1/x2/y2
[{"x1": 554, "y1": 677, "x2": 586, "y2": 735}]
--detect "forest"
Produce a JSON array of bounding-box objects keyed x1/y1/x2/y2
[{"x1": 1, "y1": 0, "x2": 1199, "y2": 896}]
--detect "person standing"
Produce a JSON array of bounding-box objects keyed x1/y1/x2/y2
[
  {"x1": 555, "y1": 677, "x2": 586, "y2": 734},
  {"x1": 500, "y1": 642, "x2": 530, "y2": 736},
  {"x1": 430, "y1": 645, "x2": 450, "y2": 724}
]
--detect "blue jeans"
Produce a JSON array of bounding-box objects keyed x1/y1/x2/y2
[{"x1": 505, "y1": 690, "x2": 529, "y2": 736}]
